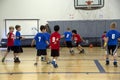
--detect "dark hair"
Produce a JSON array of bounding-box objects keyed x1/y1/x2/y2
[
  {"x1": 67, "y1": 27, "x2": 70, "y2": 30},
  {"x1": 40, "y1": 25, "x2": 46, "y2": 31},
  {"x1": 104, "y1": 31, "x2": 107, "y2": 33},
  {"x1": 72, "y1": 29, "x2": 77, "y2": 34},
  {"x1": 54, "y1": 25, "x2": 60, "y2": 32},
  {"x1": 15, "y1": 25, "x2": 21, "y2": 30}
]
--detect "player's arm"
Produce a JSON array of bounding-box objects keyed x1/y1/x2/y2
[
  {"x1": 104, "y1": 37, "x2": 108, "y2": 47},
  {"x1": 6, "y1": 33, "x2": 10, "y2": 38},
  {"x1": 80, "y1": 36, "x2": 85, "y2": 42},
  {"x1": 46, "y1": 41, "x2": 49, "y2": 46},
  {"x1": 31, "y1": 39, "x2": 35, "y2": 47},
  {"x1": 61, "y1": 35, "x2": 65, "y2": 38}
]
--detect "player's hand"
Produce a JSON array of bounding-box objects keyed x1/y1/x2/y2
[
  {"x1": 104, "y1": 42, "x2": 107, "y2": 48},
  {"x1": 21, "y1": 36, "x2": 25, "y2": 39}
]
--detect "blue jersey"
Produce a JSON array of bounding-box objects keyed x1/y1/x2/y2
[
  {"x1": 34, "y1": 33, "x2": 47, "y2": 49},
  {"x1": 106, "y1": 30, "x2": 120, "y2": 45},
  {"x1": 44, "y1": 32, "x2": 50, "y2": 42},
  {"x1": 14, "y1": 31, "x2": 21, "y2": 46},
  {"x1": 64, "y1": 31, "x2": 72, "y2": 41}
]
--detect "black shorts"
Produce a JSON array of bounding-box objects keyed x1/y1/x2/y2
[
  {"x1": 66, "y1": 41, "x2": 73, "y2": 48},
  {"x1": 107, "y1": 45, "x2": 118, "y2": 55},
  {"x1": 37, "y1": 49, "x2": 47, "y2": 56},
  {"x1": 51, "y1": 49, "x2": 59, "y2": 57},
  {"x1": 14, "y1": 46, "x2": 23, "y2": 53},
  {"x1": 7, "y1": 46, "x2": 14, "y2": 52}
]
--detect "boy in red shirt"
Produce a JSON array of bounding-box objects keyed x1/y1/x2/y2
[
  {"x1": 101, "y1": 31, "x2": 107, "y2": 48},
  {"x1": 72, "y1": 30, "x2": 85, "y2": 54},
  {"x1": 50, "y1": 25, "x2": 60, "y2": 68},
  {"x1": 2, "y1": 26, "x2": 15, "y2": 62}
]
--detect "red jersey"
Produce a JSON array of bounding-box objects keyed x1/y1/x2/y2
[
  {"x1": 102, "y1": 34, "x2": 106, "y2": 40},
  {"x1": 7, "y1": 32, "x2": 14, "y2": 46},
  {"x1": 50, "y1": 32, "x2": 60, "y2": 50},
  {"x1": 73, "y1": 34, "x2": 82, "y2": 43}
]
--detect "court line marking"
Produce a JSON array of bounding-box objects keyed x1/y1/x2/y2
[
  {"x1": 0, "y1": 72, "x2": 120, "y2": 75},
  {"x1": 94, "y1": 60, "x2": 106, "y2": 73}
]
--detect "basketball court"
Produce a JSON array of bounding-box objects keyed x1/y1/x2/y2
[
  {"x1": 0, "y1": 0, "x2": 120, "y2": 80},
  {"x1": 0, "y1": 47, "x2": 120, "y2": 80}
]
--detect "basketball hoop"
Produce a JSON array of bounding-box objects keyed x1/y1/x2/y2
[{"x1": 85, "y1": 0, "x2": 93, "y2": 9}]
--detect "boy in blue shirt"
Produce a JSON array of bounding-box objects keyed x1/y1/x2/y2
[
  {"x1": 104, "y1": 22, "x2": 120, "y2": 67},
  {"x1": 62, "y1": 28, "x2": 74, "y2": 55},
  {"x1": 14, "y1": 25, "x2": 23, "y2": 63},
  {"x1": 41, "y1": 27, "x2": 50, "y2": 61},
  {"x1": 31, "y1": 25, "x2": 49, "y2": 65}
]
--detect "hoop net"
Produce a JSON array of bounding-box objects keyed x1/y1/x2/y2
[{"x1": 85, "y1": 0, "x2": 93, "y2": 9}]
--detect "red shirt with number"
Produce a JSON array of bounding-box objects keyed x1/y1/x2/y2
[
  {"x1": 50, "y1": 32, "x2": 60, "y2": 50},
  {"x1": 73, "y1": 34, "x2": 82, "y2": 43},
  {"x1": 7, "y1": 32, "x2": 14, "y2": 46}
]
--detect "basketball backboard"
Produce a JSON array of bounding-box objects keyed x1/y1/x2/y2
[{"x1": 74, "y1": 0, "x2": 104, "y2": 10}]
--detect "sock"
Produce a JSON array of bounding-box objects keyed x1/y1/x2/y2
[
  {"x1": 114, "y1": 59, "x2": 117, "y2": 62},
  {"x1": 106, "y1": 58, "x2": 109, "y2": 61}
]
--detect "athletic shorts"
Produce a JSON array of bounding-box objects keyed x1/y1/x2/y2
[
  {"x1": 51, "y1": 49, "x2": 59, "y2": 57},
  {"x1": 107, "y1": 45, "x2": 118, "y2": 55},
  {"x1": 66, "y1": 41, "x2": 73, "y2": 48},
  {"x1": 14, "y1": 46, "x2": 23, "y2": 53},
  {"x1": 37, "y1": 49, "x2": 47, "y2": 56},
  {"x1": 7, "y1": 46, "x2": 14, "y2": 52}
]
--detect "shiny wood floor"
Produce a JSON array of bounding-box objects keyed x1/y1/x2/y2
[{"x1": 0, "y1": 47, "x2": 120, "y2": 80}]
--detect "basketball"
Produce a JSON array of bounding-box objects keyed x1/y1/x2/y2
[{"x1": 89, "y1": 44, "x2": 93, "y2": 48}]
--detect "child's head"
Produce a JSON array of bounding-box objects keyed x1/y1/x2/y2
[
  {"x1": 40, "y1": 25, "x2": 46, "y2": 32},
  {"x1": 72, "y1": 29, "x2": 77, "y2": 35},
  {"x1": 110, "y1": 22, "x2": 116, "y2": 29},
  {"x1": 54, "y1": 25, "x2": 60, "y2": 32},
  {"x1": 15, "y1": 25, "x2": 21, "y2": 31},
  {"x1": 67, "y1": 27, "x2": 70, "y2": 31},
  {"x1": 9, "y1": 26, "x2": 14, "y2": 32},
  {"x1": 103, "y1": 31, "x2": 107, "y2": 34}
]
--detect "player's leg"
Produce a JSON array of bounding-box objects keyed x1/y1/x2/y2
[
  {"x1": 42, "y1": 49, "x2": 50, "y2": 64},
  {"x1": 14, "y1": 46, "x2": 23, "y2": 63},
  {"x1": 34, "y1": 49, "x2": 41, "y2": 65},
  {"x1": 2, "y1": 47, "x2": 10, "y2": 62},
  {"x1": 51, "y1": 50, "x2": 59, "y2": 68},
  {"x1": 67, "y1": 41, "x2": 74, "y2": 55},
  {"x1": 105, "y1": 46, "x2": 110, "y2": 65},
  {"x1": 77, "y1": 44, "x2": 85, "y2": 54},
  {"x1": 112, "y1": 45, "x2": 118, "y2": 67}
]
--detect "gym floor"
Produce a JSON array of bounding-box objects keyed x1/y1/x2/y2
[{"x1": 0, "y1": 47, "x2": 120, "y2": 80}]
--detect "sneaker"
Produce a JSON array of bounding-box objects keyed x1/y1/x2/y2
[
  {"x1": 106, "y1": 60, "x2": 109, "y2": 65},
  {"x1": 81, "y1": 49, "x2": 85, "y2": 53},
  {"x1": 70, "y1": 50, "x2": 74, "y2": 55},
  {"x1": 41, "y1": 57, "x2": 46, "y2": 61},
  {"x1": 55, "y1": 64, "x2": 58, "y2": 68},
  {"x1": 113, "y1": 62, "x2": 118, "y2": 67},
  {"x1": 2, "y1": 57, "x2": 5, "y2": 62},
  {"x1": 14, "y1": 57, "x2": 20, "y2": 63},
  {"x1": 34, "y1": 63, "x2": 38, "y2": 65},
  {"x1": 47, "y1": 61, "x2": 51, "y2": 64},
  {"x1": 52, "y1": 61, "x2": 56, "y2": 68}
]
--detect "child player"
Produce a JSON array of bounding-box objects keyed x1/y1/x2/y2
[
  {"x1": 101, "y1": 31, "x2": 107, "y2": 48},
  {"x1": 50, "y1": 25, "x2": 61, "y2": 68},
  {"x1": 72, "y1": 29, "x2": 85, "y2": 54},
  {"x1": 40, "y1": 26, "x2": 51, "y2": 61},
  {"x1": 62, "y1": 27, "x2": 74, "y2": 55},
  {"x1": 104, "y1": 22, "x2": 120, "y2": 67},
  {"x1": 31, "y1": 25, "x2": 49, "y2": 65},
  {"x1": 2, "y1": 26, "x2": 15, "y2": 62},
  {"x1": 14, "y1": 25, "x2": 23, "y2": 63}
]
